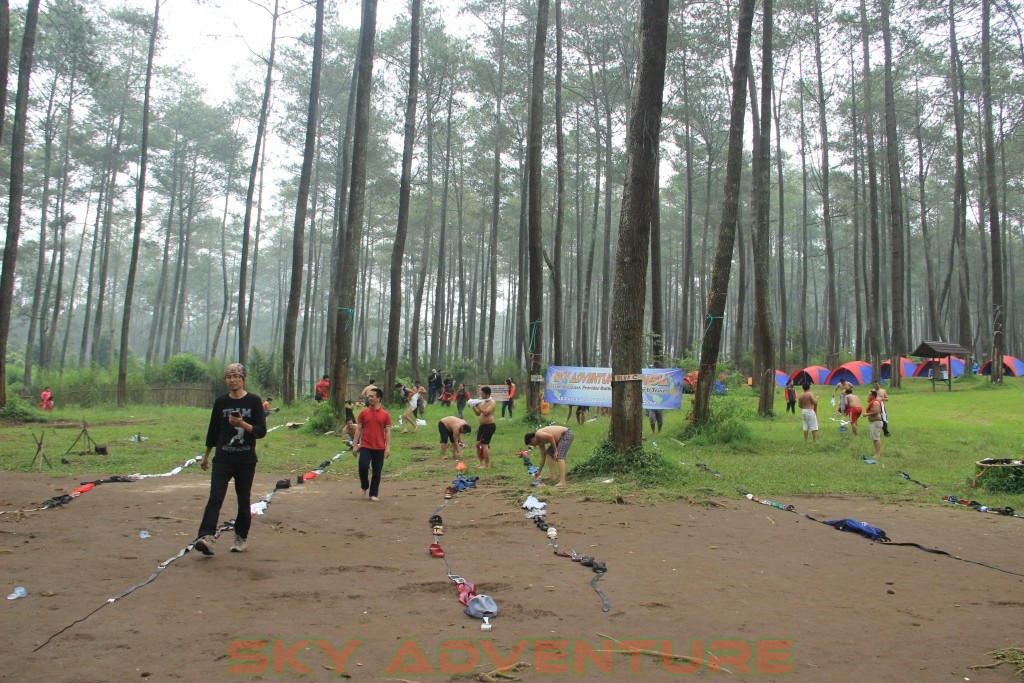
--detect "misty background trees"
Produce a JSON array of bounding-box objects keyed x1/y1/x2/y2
[{"x1": 0, "y1": 0, "x2": 1021, "y2": 422}]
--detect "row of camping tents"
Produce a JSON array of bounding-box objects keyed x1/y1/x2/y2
[{"x1": 773, "y1": 355, "x2": 1024, "y2": 388}]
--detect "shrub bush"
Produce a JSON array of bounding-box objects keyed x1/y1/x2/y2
[
  {"x1": 444, "y1": 357, "x2": 480, "y2": 386},
  {"x1": 306, "y1": 400, "x2": 340, "y2": 434},
  {"x1": 246, "y1": 349, "x2": 281, "y2": 396},
  {"x1": 491, "y1": 357, "x2": 522, "y2": 385},
  {"x1": 571, "y1": 440, "x2": 678, "y2": 485},
  {"x1": 681, "y1": 396, "x2": 754, "y2": 446},
  {"x1": 163, "y1": 354, "x2": 208, "y2": 383},
  {"x1": 0, "y1": 395, "x2": 47, "y2": 422}
]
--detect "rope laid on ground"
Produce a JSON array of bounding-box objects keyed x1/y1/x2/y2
[
  {"x1": 31, "y1": 452, "x2": 347, "y2": 651},
  {"x1": 519, "y1": 454, "x2": 610, "y2": 612},
  {"x1": 690, "y1": 463, "x2": 1024, "y2": 579},
  {"x1": 0, "y1": 458, "x2": 204, "y2": 517}
]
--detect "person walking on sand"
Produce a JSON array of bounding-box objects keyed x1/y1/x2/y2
[
  {"x1": 195, "y1": 363, "x2": 267, "y2": 556},
  {"x1": 438, "y1": 415, "x2": 472, "y2": 460},
  {"x1": 524, "y1": 425, "x2": 573, "y2": 487},
  {"x1": 797, "y1": 384, "x2": 819, "y2": 443},
  {"x1": 354, "y1": 387, "x2": 391, "y2": 501}
]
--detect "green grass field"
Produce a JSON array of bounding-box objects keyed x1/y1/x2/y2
[{"x1": 2, "y1": 376, "x2": 1022, "y2": 512}]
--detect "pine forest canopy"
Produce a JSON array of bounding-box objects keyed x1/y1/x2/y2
[{"x1": 0, "y1": 0, "x2": 1021, "y2": 404}]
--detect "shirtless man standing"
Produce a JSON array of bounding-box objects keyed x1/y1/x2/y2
[
  {"x1": 843, "y1": 388, "x2": 863, "y2": 435},
  {"x1": 872, "y1": 381, "x2": 890, "y2": 436},
  {"x1": 359, "y1": 378, "x2": 378, "y2": 407},
  {"x1": 866, "y1": 390, "x2": 884, "y2": 458},
  {"x1": 833, "y1": 378, "x2": 853, "y2": 415},
  {"x1": 472, "y1": 386, "x2": 497, "y2": 469},
  {"x1": 798, "y1": 384, "x2": 819, "y2": 443}
]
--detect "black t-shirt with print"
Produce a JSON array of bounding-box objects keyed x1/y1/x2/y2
[{"x1": 205, "y1": 392, "x2": 268, "y2": 464}]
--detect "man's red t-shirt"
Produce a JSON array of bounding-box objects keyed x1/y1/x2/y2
[
  {"x1": 358, "y1": 406, "x2": 391, "y2": 450},
  {"x1": 315, "y1": 379, "x2": 330, "y2": 398}
]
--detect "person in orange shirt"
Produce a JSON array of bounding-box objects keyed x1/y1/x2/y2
[
  {"x1": 501, "y1": 378, "x2": 515, "y2": 419},
  {"x1": 314, "y1": 375, "x2": 330, "y2": 402}
]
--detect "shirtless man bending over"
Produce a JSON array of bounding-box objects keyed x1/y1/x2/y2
[
  {"x1": 438, "y1": 415, "x2": 472, "y2": 460},
  {"x1": 524, "y1": 425, "x2": 573, "y2": 487}
]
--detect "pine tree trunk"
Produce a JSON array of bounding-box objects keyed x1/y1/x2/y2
[
  {"x1": 24, "y1": 77, "x2": 58, "y2": 386},
  {"x1": 117, "y1": 0, "x2": 159, "y2": 405},
  {"x1": 238, "y1": 0, "x2": 279, "y2": 366},
  {"x1": 526, "y1": 0, "x2": 550, "y2": 416},
  {"x1": 880, "y1": 0, "x2": 905, "y2": 388},
  {"x1": 0, "y1": 0, "x2": 41, "y2": 406},
  {"x1": 751, "y1": 0, "x2": 775, "y2": 416},
  {"x1": 384, "y1": 0, "x2": 420, "y2": 395},
  {"x1": 332, "y1": 0, "x2": 378, "y2": 409},
  {"x1": 861, "y1": 0, "x2": 883, "y2": 369},
  {"x1": 283, "y1": 0, "x2": 324, "y2": 404},
  {"x1": 694, "y1": 0, "x2": 755, "y2": 424},
  {"x1": 982, "y1": 0, "x2": 1004, "y2": 383},
  {"x1": 550, "y1": 0, "x2": 565, "y2": 366},
  {"x1": 812, "y1": 0, "x2": 838, "y2": 367},
  {"x1": 610, "y1": 0, "x2": 669, "y2": 450}
]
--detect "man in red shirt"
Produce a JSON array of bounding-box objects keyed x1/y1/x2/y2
[
  {"x1": 314, "y1": 375, "x2": 331, "y2": 402},
  {"x1": 354, "y1": 387, "x2": 392, "y2": 501}
]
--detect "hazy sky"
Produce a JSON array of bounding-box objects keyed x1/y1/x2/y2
[{"x1": 151, "y1": 0, "x2": 407, "y2": 102}]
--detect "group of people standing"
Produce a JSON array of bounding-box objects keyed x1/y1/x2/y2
[
  {"x1": 194, "y1": 367, "x2": 576, "y2": 558},
  {"x1": 790, "y1": 379, "x2": 891, "y2": 458}
]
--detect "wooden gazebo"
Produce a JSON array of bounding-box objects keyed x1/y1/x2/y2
[{"x1": 909, "y1": 341, "x2": 971, "y2": 391}]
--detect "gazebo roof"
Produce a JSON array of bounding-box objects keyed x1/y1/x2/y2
[{"x1": 909, "y1": 341, "x2": 971, "y2": 358}]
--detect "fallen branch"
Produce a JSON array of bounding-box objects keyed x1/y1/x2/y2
[
  {"x1": 476, "y1": 661, "x2": 527, "y2": 681},
  {"x1": 971, "y1": 647, "x2": 1024, "y2": 677}
]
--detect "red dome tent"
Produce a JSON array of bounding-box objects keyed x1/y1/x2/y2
[
  {"x1": 881, "y1": 357, "x2": 917, "y2": 380},
  {"x1": 775, "y1": 369, "x2": 791, "y2": 387},
  {"x1": 979, "y1": 355, "x2": 1024, "y2": 377},
  {"x1": 825, "y1": 361, "x2": 873, "y2": 386},
  {"x1": 789, "y1": 365, "x2": 830, "y2": 386}
]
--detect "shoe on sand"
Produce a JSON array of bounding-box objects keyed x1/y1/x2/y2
[
  {"x1": 230, "y1": 534, "x2": 247, "y2": 553},
  {"x1": 195, "y1": 535, "x2": 215, "y2": 556}
]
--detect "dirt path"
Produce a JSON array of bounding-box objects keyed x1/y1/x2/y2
[{"x1": 0, "y1": 469, "x2": 1021, "y2": 682}]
